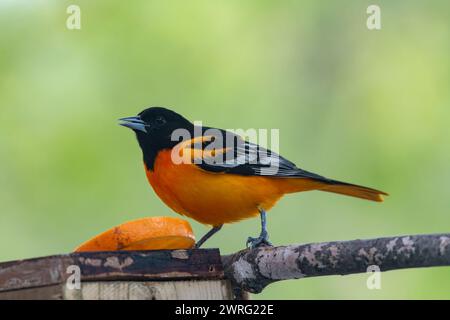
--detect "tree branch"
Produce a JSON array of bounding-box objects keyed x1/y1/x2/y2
[{"x1": 222, "y1": 233, "x2": 450, "y2": 294}]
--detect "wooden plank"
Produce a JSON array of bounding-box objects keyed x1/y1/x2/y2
[
  {"x1": 0, "y1": 255, "x2": 66, "y2": 292},
  {"x1": 64, "y1": 280, "x2": 233, "y2": 300},
  {"x1": 0, "y1": 285, "x2": 63, "y2": 300},
  {"x1": 73, "y1": 249, "x2": 223, "y2": 281},
  {"x1": 0, "y1": 280, "x2": 236, "y2": 300},
  {"x1": 0, "y1": 249, "x2": 223, "y2": 293}
]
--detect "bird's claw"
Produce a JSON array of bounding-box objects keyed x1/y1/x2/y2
[{"x1": 246, "y1": 233, "x2": 273, "y2": 248}]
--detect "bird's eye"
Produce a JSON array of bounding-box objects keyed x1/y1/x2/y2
[{"x1": 155, "y1": 116, "x2": 166, "y2": 125}]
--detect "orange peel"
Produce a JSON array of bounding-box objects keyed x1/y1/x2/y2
[{"x1": 74, "y1": 217, "x2": 195, "y2": 252}]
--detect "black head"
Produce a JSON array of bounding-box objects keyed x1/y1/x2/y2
[{"x1": 119, "y1": 107, "x2": 194, "y2": 169}]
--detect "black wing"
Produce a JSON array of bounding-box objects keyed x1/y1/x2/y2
[{"x1": 181, "y1": 126, "x2": 332, "y2": 182}]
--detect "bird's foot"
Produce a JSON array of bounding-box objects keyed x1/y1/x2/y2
[{"x1": 246, "y1": 231, "x2": 273, "y2": 248}]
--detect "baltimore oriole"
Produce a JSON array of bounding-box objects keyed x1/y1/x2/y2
[{"x1": 120, "y1": 107, "x2": 387, "y2": 248}]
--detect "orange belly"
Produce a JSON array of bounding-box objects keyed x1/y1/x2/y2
[
  {"x1": 144, "y1": 150, "x2": 293, "y2": 225},
  {"x1": 145, "y1": 150, "x2": 327, "y2": 226}
]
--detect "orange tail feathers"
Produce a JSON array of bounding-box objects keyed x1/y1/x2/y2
[
  {"x1": 319, "y1": 182, "x2": 388, "y2": 202},
  {"x1": 280, "y1": 178, "x2": 388, "y2": 202}
]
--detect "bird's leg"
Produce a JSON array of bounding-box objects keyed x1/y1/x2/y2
[
  {"x1": 246, "y1": 208, "x2": 273, "y2": 248},
  {"x1": 195, "y1": 225, "x2": 223, "y2": 248}
]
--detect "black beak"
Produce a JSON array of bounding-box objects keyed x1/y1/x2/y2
[{"x1": 119, "y1": 116, "x2": 147, "y2": 133}]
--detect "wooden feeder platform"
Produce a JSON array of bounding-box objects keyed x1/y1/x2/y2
[{"x1": 0, "y1": 249, "x2": 235, "y2": 300}]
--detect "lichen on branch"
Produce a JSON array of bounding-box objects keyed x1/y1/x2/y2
[{"x1": 222, "y1": 233, "x2": 450, "y2": 294}]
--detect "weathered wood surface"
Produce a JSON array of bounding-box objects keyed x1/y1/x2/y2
[
  {"x1": 0, "y1": 280, "x2": 234, "y2": 300},
  {"x1": 0, "y1": 285, "x2": 63, "y2": 300},
  {"x1": 64, "y1": 280, "x2": 233, "y2": 300},
  {"x1": 0, "y1": 249, "x2": 225, "y2": 298}
]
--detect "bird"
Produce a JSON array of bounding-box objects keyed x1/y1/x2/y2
[{"x1": 119, "y1": 107, "x2": 387, "y2": 248}]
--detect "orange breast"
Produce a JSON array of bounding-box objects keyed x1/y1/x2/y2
[{"x1": 145, "y1": 150, "x2": 289, "y2": 226}]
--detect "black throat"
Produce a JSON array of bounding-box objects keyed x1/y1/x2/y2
[{"x1": 136, "y1": 124, "x2": 194, "y2": 171}]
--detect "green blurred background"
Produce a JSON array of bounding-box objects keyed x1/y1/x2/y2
[{"x1": 0, "y1": 0, "x2": 449, "y2": 299}]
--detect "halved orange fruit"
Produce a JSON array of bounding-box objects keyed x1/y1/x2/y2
[{"x1": 74, "y1": 217, "x2": 195, "y2": 252}]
